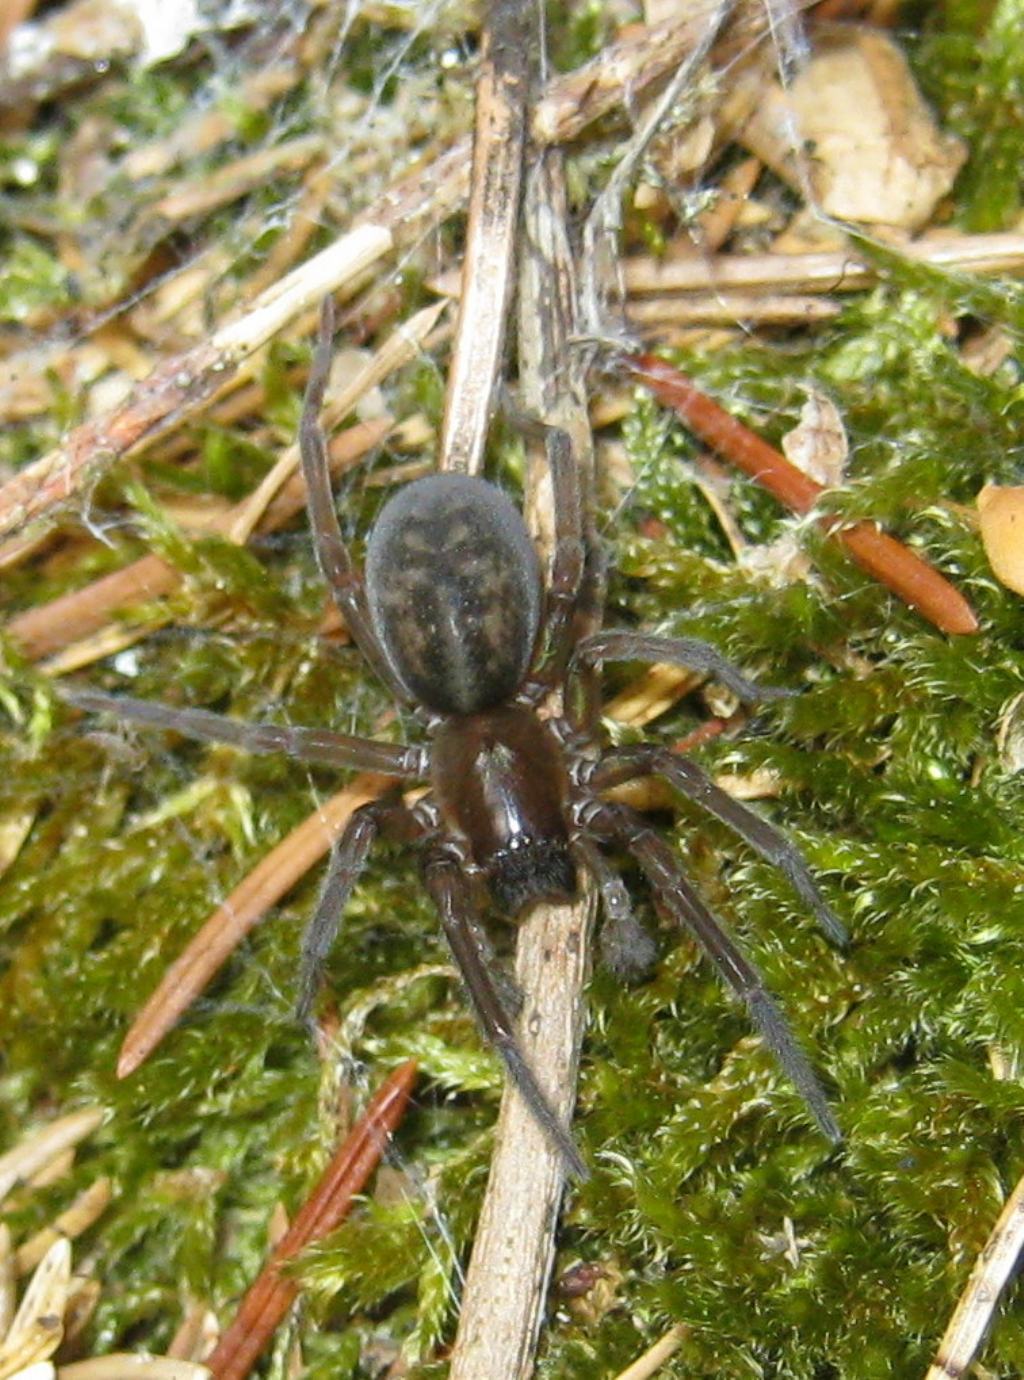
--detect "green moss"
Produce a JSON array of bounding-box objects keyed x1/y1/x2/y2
[{"x1": 5, "y1": 2, "x2": 1024, "y2": 1377}]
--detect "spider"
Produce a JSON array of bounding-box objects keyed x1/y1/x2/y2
[{"x1": 61, "y1": 299, "x2": 846, "y2": 1178}]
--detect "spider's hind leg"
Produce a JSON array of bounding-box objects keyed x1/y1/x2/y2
[
  {"x1": 296, "y1": 794, "x2": 414, "y2": 1023},
  {"x1": 571, "y1": 834, "x2": 657, "y2": 980},
  {"x1": 581, "y1": 798, "x2": 841, "y2": 1144},
  {"x1": 422, "y1": 847, "x2": 588, "y2": 1179},
  {"x1": 589, "y1": 745, "x2": 847, "y2": 947}
]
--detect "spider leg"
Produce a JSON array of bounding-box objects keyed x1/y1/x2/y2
[
  {"x1": 300, "y1": 298, "x2": 412, "y2": 703},
  {"x1": 581, "y1": 798, "x2": 841, "y2": 1143},
  {"x1": 571, "y1": 834, "x2": 657, "y2": 979},
  {"x1": 520, "y1": 426, "x2": 586, "y2": 702},
  {"x1": 570, "y1": 629, "x2": 797, "y2": 705},
  {"x1": 296, "y1": 796, "x2": 413, "y2": 1022},
  {"x1": 60, "y1": 685, "x2": 427, "y2": 777},
  {"x1": 422, "y1": 848, "x2": 588, "y2": 1179},
  {"x1": 589, "y1": 746, "x2": 846, "y2": 946}
]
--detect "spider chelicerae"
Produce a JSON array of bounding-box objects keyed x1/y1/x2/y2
[{"x1": 61, "y1": 300, "x2": 846, "y2": 1177}]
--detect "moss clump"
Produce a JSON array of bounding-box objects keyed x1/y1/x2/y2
[{"x1": 3, "y1": 2, "x2": 1024, "y2": 1377}]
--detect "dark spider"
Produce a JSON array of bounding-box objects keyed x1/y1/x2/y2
[{"x1": 61, "y1": 300, "x2": 846, "y2": 1178}]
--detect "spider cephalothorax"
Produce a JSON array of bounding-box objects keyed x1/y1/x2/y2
[{"x1": 62, "y1": 300, "x2": 846, "y2": 1178}]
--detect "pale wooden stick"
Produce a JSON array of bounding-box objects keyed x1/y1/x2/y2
[
  {"x1": 439, "y1": 0, "x2": 528, "y2": 475},
  {"x1": 448, "y1": 147, "x2": 598, "y2": 1380},
  {"x1": 623, "y1": 230, "x2": 1024, "y2": 296},
  {"x1": 611, "y1": 1324, "x2": 691, "y2": 1380},
  {"x1": 926, "y1": 1169, "x2": 1024, "y2": 1379}
]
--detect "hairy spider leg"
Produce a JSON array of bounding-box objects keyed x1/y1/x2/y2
[
  {"x1": 59, "y1": 685, "x2": 426, "y2": 777},
  {"x1": 582, "y1": 799, "x2": 841, "y2": 1144},
  {"x1": 295, "y1": 797, "x2": 410, "y2": 1023},
  {"x1": 300, "y1": 298, "x2": 413, "y2": 704},
  {"x1": 589, "y1": 746, "x2": 847, "y2": 947},
  {"x1": 520, "y1": 426, "x2": 586, "y2": 702},
  {"x1": 569, "y1": 629, "x2": 798, "y2": 712},
  {"x1": 422, "y1": 848, "x2": 588, "y2": 1179}
]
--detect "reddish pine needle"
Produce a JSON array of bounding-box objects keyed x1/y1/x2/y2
[
  {"x1": 204, "y1": 1059, "x2": 418, "y2": 1380},
  {"x1": 624, "y1": 353, "x2": 979, "y2": 636}
]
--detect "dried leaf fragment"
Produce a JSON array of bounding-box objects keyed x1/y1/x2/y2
[
  {"x1": 788, "y1": 31, "x2": 965, "y2": 228},
  {"x1": 0, "y1": 1239, "x2": 70, "y2": 1380},
  {"x1": 781, "y1": 392, "x2": 848, "y2": 488},
  {"x1": 739, "y1": 30, "x2": 965, "y2": 229},
  {"x1": 978, "y1": 485, "x2": 1024, "y2": 595}
]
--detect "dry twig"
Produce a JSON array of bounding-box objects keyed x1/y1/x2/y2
[
  {"x1": 439, "y1": 0, "x2": 528, "y2": 475},
  {"x1": 447, "y1": 146, "x2": 597, "y2": 1380}
]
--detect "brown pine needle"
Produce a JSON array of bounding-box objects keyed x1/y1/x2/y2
[
  {"x1": 624, "y1": 353, "x2": 979, "y2": 636},
  {"x1": 203, "y1": 1060, "x2": 418, "y2": 1380},
  {"x1": 117, "y1": 775, "x2": 395, "y2": 1078}
]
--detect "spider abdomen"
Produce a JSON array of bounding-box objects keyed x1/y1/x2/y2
[
  {"x1": 431, "y1": 705, "x2": 576, "y2": 915},
  {"x1": 365, "y1": 473, "x2": 542, "y2": 715}
]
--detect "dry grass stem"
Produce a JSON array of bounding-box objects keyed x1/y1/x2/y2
[
  {"x1": 628, "y1": 292, "x2": 842, "y2": 328},
  {"x1": 926, "y1": 1170, "x2": 1024, "y2": 1379},
  {"x1": 0, "y1": 1111, "x2": 104, "y2": 1208},
  {"x1": 623, "y1": 230, "x2": 1024, "y2": 297},
  {"x1": 579, "y1": 0, "x2": 731, "y2": 337},
  {"x1": 0, "y1": 226, "x2": 392, "y2": 541},
  {"x1": 10, "y1": 419, "x2": 390, "y2": 665},
  {"x1": 0, "y1": 1238, "x2": 70, "y2": 1379},
  {"x1": 439, "y1": 0, "x2": 528, "y2": 476},
  {"x1": 15, "y1": 1179, "x2": 113, "y2": 1276},
  {"x1": 58, "y1": 1359, "x2": 211, "y2": 1379},
  {"x1": 611, "y1": 1323, "x2": 691, "y2": 1380},
  {"x1": 227, "y1": 301, "x2": 444, "y2": 542}
]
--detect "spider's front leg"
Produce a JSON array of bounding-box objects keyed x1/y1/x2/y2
[
  {"x1": 299, "y1": 298, "x2": 411, "y2": 704},
  {"x1": 519, "y1": 425, "x2": 586, "y2": 701},
  {"x1": 59, "y1": 685, "x2": 427, "y2": 777}
]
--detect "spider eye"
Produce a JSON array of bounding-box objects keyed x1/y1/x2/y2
[{"x1": 365, "y1": 473, "x2": 542, "y2": 715}]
